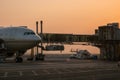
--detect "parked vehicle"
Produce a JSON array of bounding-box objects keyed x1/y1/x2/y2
[{"x1": 70, "y1": 50, "x2": 91, "y2": 59}]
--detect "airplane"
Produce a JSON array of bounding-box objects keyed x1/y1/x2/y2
[{"x1": 0, "y1": 26, "x2": 41, "y2": 63}]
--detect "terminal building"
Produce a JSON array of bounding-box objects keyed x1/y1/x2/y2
[{"x1": 90, "y1": 23, "x2": 120, "y2": 61}]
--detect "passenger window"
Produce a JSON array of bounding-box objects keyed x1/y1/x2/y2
[{"x1": 24, "y1": 32, "x2": 35, "y2": 35}]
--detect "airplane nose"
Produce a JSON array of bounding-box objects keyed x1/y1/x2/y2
[{"x1": 35, "y1": 36, "x2": 42, "y2": 43}]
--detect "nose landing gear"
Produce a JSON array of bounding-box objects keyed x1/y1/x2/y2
[
  {"x1": 15, "y1": 57, "x2": 23, "y2": 63},
  {"x1": 15, "y1": 52, "x2": 24, "y2": 63}
]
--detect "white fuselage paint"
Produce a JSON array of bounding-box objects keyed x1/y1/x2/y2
[{"x1": 0, "y1": 27, "x2": 41, "y2": 55}]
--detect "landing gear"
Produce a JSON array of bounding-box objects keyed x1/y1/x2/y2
[
  {"x1": 15, "y1": 57, "x2": 23, "y2": 63},
  {"x1": 15, "y1": 51, "x2": 25, "y2": 63},
  {"x1": 0, "y1": 58, "x2": 5, "y2": 63}
]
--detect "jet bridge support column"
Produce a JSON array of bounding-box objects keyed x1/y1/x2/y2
[{"x1": 27, "y1": 48, "x2": 34, "y2": 61}]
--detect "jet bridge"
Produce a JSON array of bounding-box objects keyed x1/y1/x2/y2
[
  {"x1": 36, "y1": 33, "x2": 91, "y2": 51},
  {"x1": 41, "y1": 33, "x2": 92, "y2": 44},
  {"x1": 31, "y1": 20, "x2": 92, "y2": 61}
]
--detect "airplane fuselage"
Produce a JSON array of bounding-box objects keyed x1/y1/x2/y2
[{"x1": 0, "y1": 26, "x2": 41, "y2": 57}]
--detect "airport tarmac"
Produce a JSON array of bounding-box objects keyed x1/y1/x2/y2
[{"x1": 0, "y1": 54, "x2": 120, "y2": 80}]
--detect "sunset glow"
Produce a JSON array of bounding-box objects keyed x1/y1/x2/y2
[{"x1": 0, "y1": 0, "x2": 120, "y2": 34}]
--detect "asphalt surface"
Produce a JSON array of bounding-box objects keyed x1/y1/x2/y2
[{"x1": 0, "y1": 54, "x2": 120, "y2": 80}]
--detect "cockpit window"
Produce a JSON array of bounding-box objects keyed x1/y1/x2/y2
[{"x1": 24, "y1": 32, "x2": 35, "y2": 35}]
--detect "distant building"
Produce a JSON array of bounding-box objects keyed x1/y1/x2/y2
[{"x1": 90, "y1": 23, "x2": 120, "y2": 61}]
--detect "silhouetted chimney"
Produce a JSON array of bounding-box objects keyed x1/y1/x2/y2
[
  {"x1": 36, "y1": 21, "x2": 38, "y2": 34},
  {"x1": 40, "y1": 20, "x2": 43, "y2": 34}
]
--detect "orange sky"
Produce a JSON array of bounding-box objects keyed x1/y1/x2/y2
[{"x1": 0, "y1": 0, "x2": 120, "y2": 34}]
